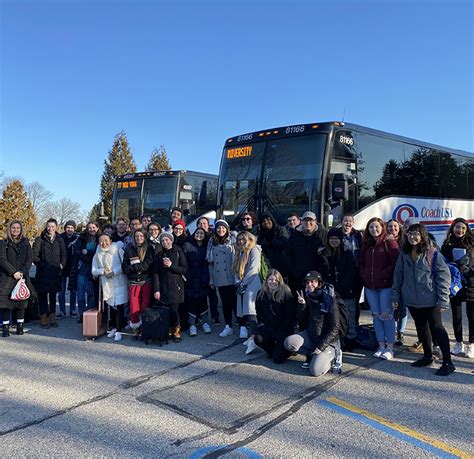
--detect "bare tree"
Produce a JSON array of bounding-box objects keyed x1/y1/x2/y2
[
  {"x1": 26, "y1": 181, "x2": 54, "y2": 219},
  {"x1": 43, "y1": 198, "x2": 82, "y2": 228}
]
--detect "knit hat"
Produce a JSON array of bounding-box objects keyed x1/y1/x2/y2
[
  {"x1": 159, "y1": 231, "x2": 174, "y2": 243},
  {"x1": 214, "y1": 219, "x2": 230, "y2": 231},
  {"x1": 172, "y1": 219, "x2": 186, "y2": 230},
  {"x1": 327, "y1": 228, "x2": 342, "y2": 240},
  {"x1": 64, "y1": 220, "x2": 76, "y2": 229}
]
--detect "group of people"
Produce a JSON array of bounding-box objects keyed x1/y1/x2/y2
[{"x1": 1, "y1": 207, "x2": 473, "y2": 378}]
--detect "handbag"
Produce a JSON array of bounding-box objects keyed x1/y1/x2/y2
[{"x1": 10, "y1": 277, "x2": 31, "y2": 301}]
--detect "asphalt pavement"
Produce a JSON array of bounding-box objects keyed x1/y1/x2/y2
[{"x1": 1, "y1": 309, "x2": 473, "y2": 458}]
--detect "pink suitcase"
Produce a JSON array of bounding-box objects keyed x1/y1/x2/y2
[{"x1": 83, "y1": 286, "x2": 107, "y2": 340}]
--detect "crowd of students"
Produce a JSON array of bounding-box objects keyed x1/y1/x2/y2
[{"x1": 1, "y1": 208, "x2": 473, "y2": 378}]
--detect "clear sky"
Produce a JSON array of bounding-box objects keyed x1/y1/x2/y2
[{"x1": 1, "y1": 0, "x2": 472, "y2": 214}]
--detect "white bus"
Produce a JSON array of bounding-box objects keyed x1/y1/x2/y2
[{"x1": 216, "y1": 121, "x2": 473, "y2": 239}]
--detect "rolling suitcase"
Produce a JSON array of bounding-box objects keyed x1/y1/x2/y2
[
  {"x1": 142, "y1": 306, "x2": 170, "y2": 346},
  {"x1": 83, "y1": 285, "x2": 107, "y2": 340}
]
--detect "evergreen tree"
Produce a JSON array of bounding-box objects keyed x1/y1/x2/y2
[
  {"x1": 100, "y1": 131, "x2": 137, "y2": 219},
  {"x1": 145, "y1": 145, "x2": 171, "y2": 171},
  {"x1": 0, "y1": 179, "x2": 37, "y2": 239}
]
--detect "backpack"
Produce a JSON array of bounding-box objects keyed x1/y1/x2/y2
[
  {"x1": 432, "y1": 251, "x2": 465, "y2": 298},
  {"x1": 336, "y1": 295, "x2": 349, "y2": 339},
  {"x1": 259, "y1": 252, "x2": 271, "y2": 282}
]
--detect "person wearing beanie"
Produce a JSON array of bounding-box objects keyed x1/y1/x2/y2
[
  {"x1": 284, "y1": 271, "x2": 341, "y2": 377},
  {"x1": 58, "y1": 220, "x2": 79, "y2": 317},
  {"x1": 153, "y1": 231, "x2": 188, "y2": 342},
  {"x1": 172, "y1": 219, "x2": 188, "y2": 247},
  {"x1": 207, "y1": 220, "x2": 239, "y2": 337},
  {"x1": 257, "y1": 213, "x2": 289, "y2": 278}
]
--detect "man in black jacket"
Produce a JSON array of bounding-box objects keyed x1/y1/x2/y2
[{"x1": 58, "y1": 220, "x2": 78, "y2": 317}]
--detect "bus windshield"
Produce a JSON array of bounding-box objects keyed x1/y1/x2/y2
[
  {"x1": 220, "y1": 134, "x2": 327, "y2": 225},
  {"x1": 113, "y1": 180, "x2": 142, "y2": 221},
  {"x1": 143, "y1": 176, "x2": 178, "y2": 226}
]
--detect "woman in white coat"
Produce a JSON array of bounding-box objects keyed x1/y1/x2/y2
[
  {"x1": 92, "y1": 234, "x2": 128, "y2": 341},
  {"x1": 233, "y1": 231, "x2": 262, "y2": 353}
]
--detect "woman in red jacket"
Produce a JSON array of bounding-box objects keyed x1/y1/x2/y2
[{"x1": 359, "y1": 217, "x2": 400, "y2": 360}]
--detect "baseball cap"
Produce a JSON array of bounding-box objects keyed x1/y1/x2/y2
[{"x1": 301, "y1": 211, "x2": 317, "y2": 221}]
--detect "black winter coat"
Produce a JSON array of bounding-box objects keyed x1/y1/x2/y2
[
  {"x1": 122, "y1": 244, "x2": 154, "y2": 284},
  {"x1": 441, "y1": 237, "x2": 472, "y2": 302},
  {"x1": 257, "y1": 220, "x2": 289, "y2": 277},
  {"x1": 255, "y1": 290, "x2": 294, "y2": 341},
  {"x1": 286, "y1": 228, "x2": 327, "y2": 282},
  {"x1": 316, "y1": 248, "x2": 358, "y2": 299},
  {"x1": 153, "y1": 245, "x2": 188, "y2": 305},
  {"x1": 60, "y1": 232, "x2": 78, "y2": 276},
  {"x1": 182, "y1": 240, "x2": 209, "y2": 299},
  {"x1": 0, "y1": 237, "x2": 36, "y2": 307},
  {"x1": 298, "y1": 290, "x2": 340, "y2": 352},
  {"x1": 32, "y1": 232, "x2": 66, "y2": 293},
  {"x1": 68, "y1": 233, "x2": 99, "y2": 291}
]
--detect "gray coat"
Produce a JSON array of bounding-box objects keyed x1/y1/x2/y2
[
  {"x1": 235, "y1": 245, "x2": 262, "y2": 317},
  {"x1": 392, "y1": 249, "x2": 450, "y2": 309},
  {"x1": 206, "y1": 234, "x2": 236, "y2": 287}
]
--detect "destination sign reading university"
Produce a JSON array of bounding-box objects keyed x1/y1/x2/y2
[{"x1": 216, "y1": 121, "x2": 474, "y2": 242}]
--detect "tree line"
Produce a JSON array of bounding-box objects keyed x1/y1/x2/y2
[{"x1": 0, "y1": 130, "x2": 172, "y2": 239}]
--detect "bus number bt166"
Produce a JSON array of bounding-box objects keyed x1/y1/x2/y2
[{"x1": 285, "y1": 125, "x2": 305, "y2": 134}]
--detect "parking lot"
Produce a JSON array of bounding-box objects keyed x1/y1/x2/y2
[{"x1": 1, "y1": 310, "x2": 473, "y2": 458}]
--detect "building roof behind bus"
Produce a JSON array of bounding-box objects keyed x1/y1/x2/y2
[{"x1": 224, "y1": 121, "x2": 473, "y2": 158}]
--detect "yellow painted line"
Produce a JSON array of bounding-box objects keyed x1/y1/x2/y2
[{"x1": 326, "y1": 397, "x2": 473, "y2": 459}]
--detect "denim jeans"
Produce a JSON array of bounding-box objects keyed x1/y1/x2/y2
[
  {"x1": 58, "y1": 274, "x2": 76, "y2": 315},
  {"x1": 365, "y1": 287, "x2": 396, "y2": 345},
  {"x1": 344, "y1": 298, "x2": 357, "y2": 339},
  {"x1": 77, "y1": 274, "x2": 96, "y2": 317}
]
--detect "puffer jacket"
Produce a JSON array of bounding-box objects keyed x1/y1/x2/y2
[
  {"x1": 122, "y1": 244, "x2": 154, "y2": 285},
  {"x1": 359, "y1": 237, "x2": 399, "y2": 290},
  {"x1": 153, "y1": 245, "x2": 188, "y2": 304},
  {"x1": 392, "y1": 248, "x2": 451, "y2": 309},
  {"x1": 182, "y1": 239, "x2": 209, "y2": 299},
  {"x1": 298, "y1": 286, "x2": 340, "y2": 351}
]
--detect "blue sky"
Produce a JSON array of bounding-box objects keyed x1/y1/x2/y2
[{"x1": 1, "y1": 0, "x2": 472, "y2": 214}]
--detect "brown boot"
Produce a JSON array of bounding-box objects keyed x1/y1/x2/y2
[
  {"x1": 173, "y1": 326, "x2": 181, "y2": 343},
  {"x1": 40, "y1": 314, "x2": 50, "y2": 329},
  {"x1": 50, "y1": 312, "x2": 59, "y2": 328}
]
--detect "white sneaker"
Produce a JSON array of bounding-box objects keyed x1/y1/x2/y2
[
  {"x1": 381, "y1": 349, "x2": 394, "y2": 360},
  {"x1": 451, "y1": 342, "x2": 464, "y2": 355},
  {"x1": 239, "y1": 326, "x2": 248, "y2": 339},
  {"x1": 56, "y1": 312, "x2": 65, "y2": 319},
  {"x1": 114, "y1": 332, "x2": 122, "y2": 342},
  {"x1": 373, "y1": 347, "x2": 385, "y2": 358},
  {"x1": 245, "y1": 337, "x2": 257, "y2": 355},
  {"x1": 189, "y1": 325, "x2": 198, "y2": 337},
  {"x1": 107, "y1": 328, "x2": 117, "y2": 338},
  {"x1": 242, "y1": 338, "x2": 250, "y2": 346},
  {"x1": 202, "y1": 323, "x2": 212, "y2": 334},
  {"x1": 465, "y1": 343, "x2": 474, "y2": 359},
  {"x1": 219, "y1": 325, "x2": 234, "y2": 337}
]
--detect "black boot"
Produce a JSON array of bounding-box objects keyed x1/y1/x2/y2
[
  {"x1": 2, "y1": 324, "x2": 10, "y2": 337},
  {"x1": 16, "y1": 322, "x2": 24, "y2": 335}
]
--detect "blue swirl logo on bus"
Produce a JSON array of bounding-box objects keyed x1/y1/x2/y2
[{"x1": 392, "y1": 204, "x2": 419, "y2": 224}]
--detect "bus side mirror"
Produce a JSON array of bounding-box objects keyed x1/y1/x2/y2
[{"x1": 332, "y1": 174, "x2": 349, "y2": 201}]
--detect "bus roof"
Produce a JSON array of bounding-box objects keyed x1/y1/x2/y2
[
  {"x1": 115, "y1": 170, "x2": 218, "y2": 181},
  {"x1": 225, "y1": 121, "x2": 473, "y2": 158}
]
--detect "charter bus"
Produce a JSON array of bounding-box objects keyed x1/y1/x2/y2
[
  {"x1": 217, "y1": 122, "x2": 474, "y2": 242},
  {"x1": 112, "y1": 170, "x2": 218, "y2": 229}
]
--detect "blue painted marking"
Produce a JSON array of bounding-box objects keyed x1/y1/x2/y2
[
  {"x1": 318, "y1": 399, "x2": 459, "y2": 459},
  {"x1": 189, "y1": 446, "x2": 261, "y2": 458}
]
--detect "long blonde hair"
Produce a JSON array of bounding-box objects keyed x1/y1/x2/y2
[
  {"x1": 258, "y1": 269, "x2": 292, "y2": 303},
  {"x1": 233, "y1": 231, "x2": 256, "y2": 281}
]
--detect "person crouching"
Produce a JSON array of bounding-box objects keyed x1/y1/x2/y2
[{"x1": 285, "y1": 271, "x2": 340, "y2": 377}]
